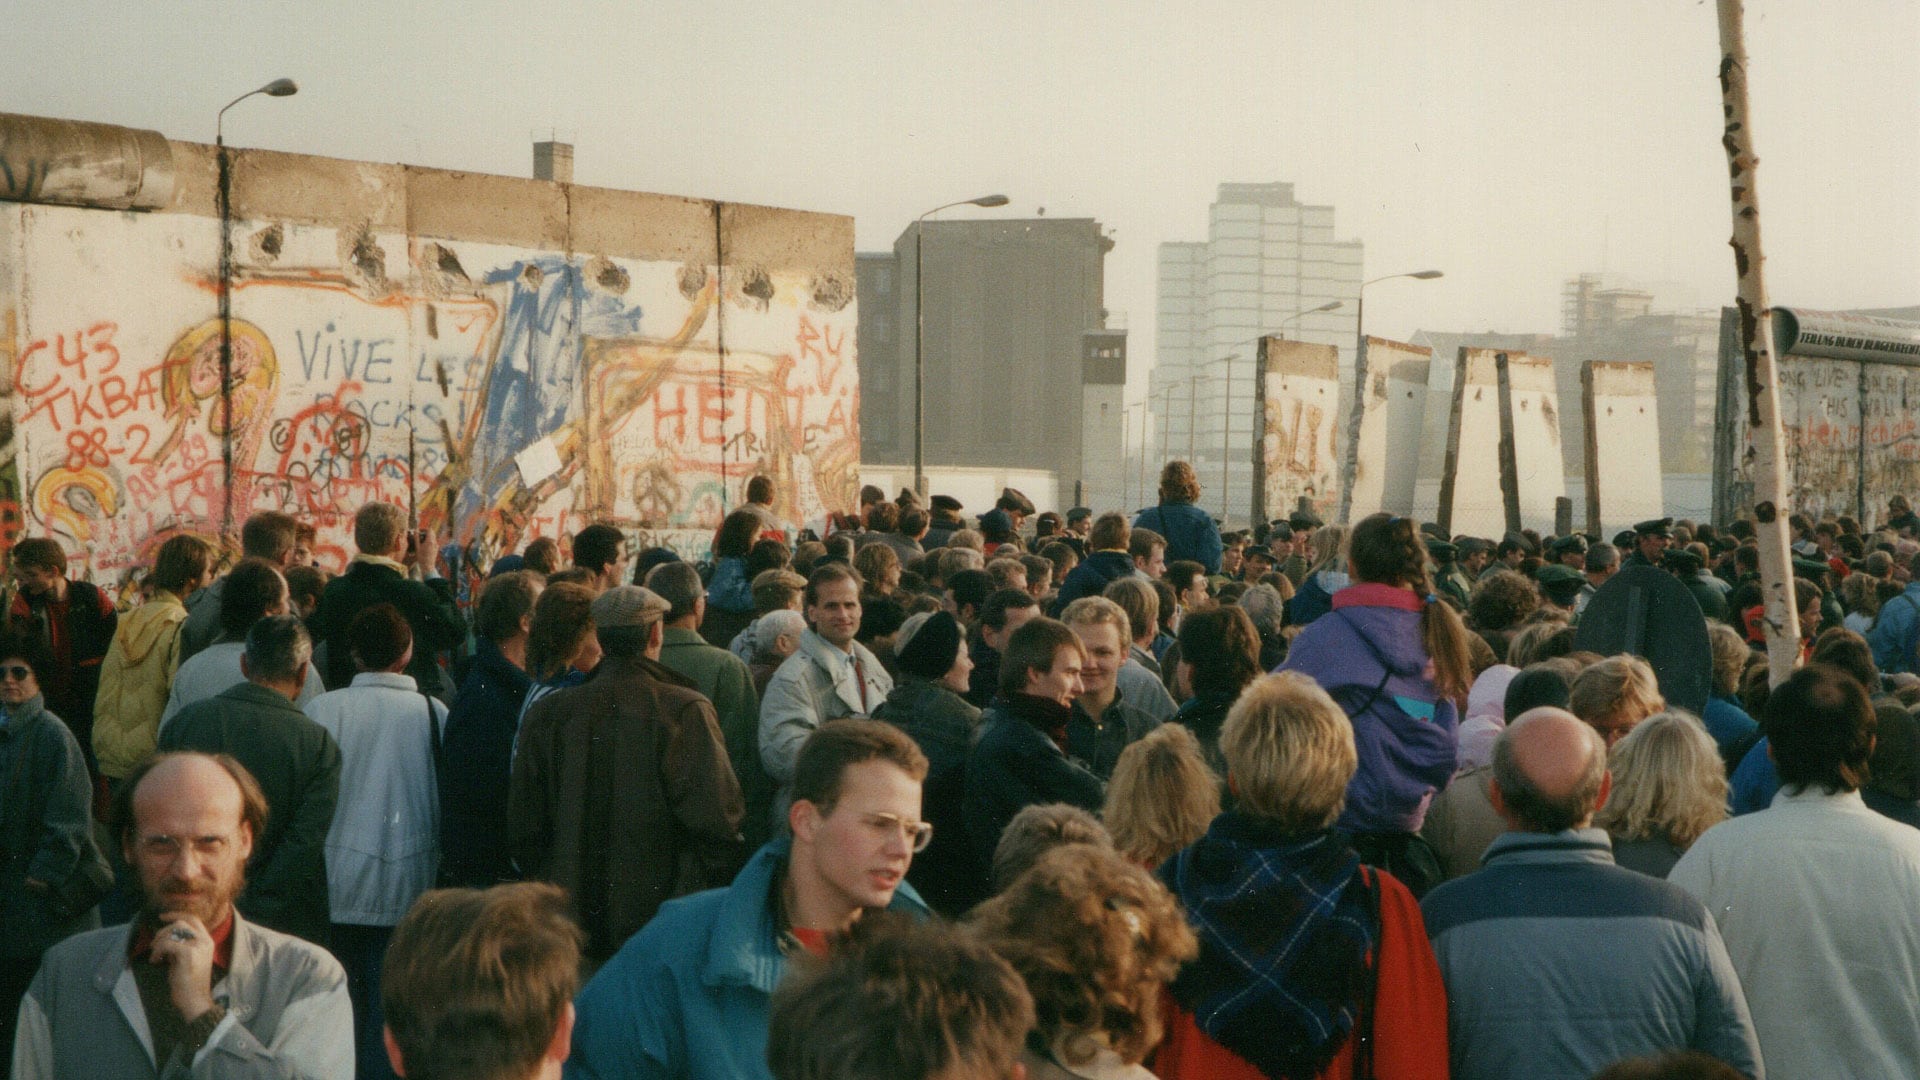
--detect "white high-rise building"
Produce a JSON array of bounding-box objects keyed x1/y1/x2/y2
[{"x1": 1150, "y1": 183, "x2": 1362, "y2": 527}]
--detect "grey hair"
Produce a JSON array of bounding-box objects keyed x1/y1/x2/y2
[
  {"x1": 245, "y1": 614, "x2": 313, "y2": 685},
  {"x1": 1491, "y1": 712, "x2": 1608, "y2": 832},
  {"x1": 754, "y1": 609, "x2": 807, "y2": 658},
  {"x1": 1237, "y1": 584, "x2": 1286, "y2": 637}
]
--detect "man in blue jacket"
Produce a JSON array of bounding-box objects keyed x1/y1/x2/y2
[
  {"x1": 1867, "y1": 551, "x2": 1920, "y2": 675},
  {"x1": 1421, "y1": 708, "x2": 1761, "y2": 1080},
  {"x1": 1051, "y1": 513, "x2": 1139, "y2": 615},
  {"x1": 566, "y1": 718, "x2": 931, "y2": 1080}
]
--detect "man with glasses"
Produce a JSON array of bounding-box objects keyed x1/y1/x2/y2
[
  {"x1": 13, "y1": 751, "x2": 352, "y2": 1078},
  {"x1": 568, "y1": 718, "x2": 931, "y2": 1080}
]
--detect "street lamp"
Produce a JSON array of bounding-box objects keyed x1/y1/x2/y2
[
  {"x1": 216, "y1": 78, "x2": 298, "y2": 535},
  {"x1": 1338, "y1": 270, "x2": 1442, "y2": 523},
  {"x1": 914, "y1": 193, "x2": 1010, "y2": 498},
  {"x1": 1279, "y1": 298, "x2": 1344, "y2": 333}
]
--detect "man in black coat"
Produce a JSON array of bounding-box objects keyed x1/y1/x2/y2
[
  {"x1": 438, "y1": 570, "x2": 541, "y2": 888},
  {"x1": 318, "y1": 502, "x2": 464, "y2": 698}
]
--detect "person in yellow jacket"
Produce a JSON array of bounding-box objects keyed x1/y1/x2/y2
[{"x1": 92, "y1": 534, "x2": 216, "y2": 785}]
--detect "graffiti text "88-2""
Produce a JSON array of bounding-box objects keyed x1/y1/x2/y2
[{"x1": 64, "y1": 424, "x2": 155, "y2": 471}]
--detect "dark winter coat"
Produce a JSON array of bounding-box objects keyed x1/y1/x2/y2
[
  {"x1": 875, "y1": 677, "x2": 982, "y2": 915},
  {"x1": 438, "y1": 637, "x2": 533, "y2": 888}
]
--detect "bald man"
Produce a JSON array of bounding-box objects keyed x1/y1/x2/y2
[
  {"x1": 13, "y1": 752, "x2": 352, "y2": 1078},
  {"x1": 1418, "y1": 709, "x2": 1760, "y2": 1080}
]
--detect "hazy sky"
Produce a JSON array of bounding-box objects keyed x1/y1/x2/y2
[{"x1": 5, "y1": 1, "x2": 1915, "y2": 399}]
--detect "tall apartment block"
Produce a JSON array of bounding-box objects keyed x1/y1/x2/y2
[{"x1": 1150, "y1": 183, "x2": 1362, "y2": 526}]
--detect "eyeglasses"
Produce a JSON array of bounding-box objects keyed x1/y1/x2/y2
[
  {"x1": 859, "y1": 812, "x2": 933, "y2": 852},
  {"x1": 0, "y1": 665, "x2": 32, "y2": 682}
]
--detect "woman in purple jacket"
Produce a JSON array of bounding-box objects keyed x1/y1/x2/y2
[{"x1": 1279, "y1": 512, "x2": 1473, "y2": 896}]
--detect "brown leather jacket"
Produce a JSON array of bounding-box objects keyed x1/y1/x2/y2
[{"x1": 508, "y1": 653, "x2": 745, "y2": 958}]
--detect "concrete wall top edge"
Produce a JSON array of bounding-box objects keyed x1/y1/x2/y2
[{"x1": 110, "y1": 132, "x2": 847, "y2": 265}]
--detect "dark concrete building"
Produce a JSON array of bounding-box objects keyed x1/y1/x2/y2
[{"x1": 857, "y1": 217, "x2": 1121, "y2": 504}]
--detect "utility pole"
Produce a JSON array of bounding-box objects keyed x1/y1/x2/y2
[{"x1": 1716, "y1": 0, "x2": 1800, "y2": 685}]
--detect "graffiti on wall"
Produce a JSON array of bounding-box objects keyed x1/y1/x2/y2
[{"x1": 4, "y1": 206, "x2": 859, "y2": 586}]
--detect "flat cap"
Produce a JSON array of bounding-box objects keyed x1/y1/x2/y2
[{"x1": 590, "y1": 585, "x2": 670, "y2": 629}]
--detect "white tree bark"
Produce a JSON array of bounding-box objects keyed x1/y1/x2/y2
[{"x1": 1717, "y1": 0, "x2": 1801, "y2": 685}]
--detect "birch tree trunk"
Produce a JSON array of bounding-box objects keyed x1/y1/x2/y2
[{"x1": 1716, "y1": 0, "x2": 1801, "y2": 685}]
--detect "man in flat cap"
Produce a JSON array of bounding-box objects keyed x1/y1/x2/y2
[
  {"x1": 508, "y1": 585, "x2": 744, "y2": 963},
  {"x1": 1625, "y1": 518, "x2": 1673, "y2": 569},
  {"x1": 924, "y1": 495, "x2": 966, "y2": 550},
  {"x1": 995, "y1": 488, "x2": 1035, "y2": 534}
]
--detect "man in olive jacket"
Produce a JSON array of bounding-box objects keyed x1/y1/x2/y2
[
  {"x1": 646, "y1": 562, "x2": 770, "y2": 852},
  {"x1": 508, "y1": 586, "x2": 745, "y2": 962},
  {"x1": 318, "y1": 502, "x2": 464, "y2": 698},
  {"x1": 155, "y1": 615, "x2": 341, "y2": 947}
]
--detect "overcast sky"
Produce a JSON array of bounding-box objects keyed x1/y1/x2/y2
[{"x1": 5, "y1": 1, "x2": 1915, "y2": 399}]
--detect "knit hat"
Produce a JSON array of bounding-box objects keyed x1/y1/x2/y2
[
  {"x1": 895, "y1": 610, "x2": 963, "y2": 680},
  {"x1": 590, "y1": 585, "x2": 670, "y2": 629}
]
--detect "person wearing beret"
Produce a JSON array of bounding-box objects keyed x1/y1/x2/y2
[
  {"x1": 872, "y1": 611, "x2": 982, "y2": 917},
  {"x1": 1534, "y1": 563, "x2": 1587, "y2": 612},
  {"x1": 923, "y1": 495, "x2": 966, "y2": 551}
]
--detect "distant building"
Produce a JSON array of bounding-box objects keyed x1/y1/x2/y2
[
  {"x1": 1151, "y1": 183, "x2": 1362, "y2": 526},
  {"x1": 856, "y1": 217, "x2": 1122, "y2": 510}
]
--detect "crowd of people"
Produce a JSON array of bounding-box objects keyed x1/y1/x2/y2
[{"x1": 4, "y1": 461, "x2": 1920, "y2": 1079}]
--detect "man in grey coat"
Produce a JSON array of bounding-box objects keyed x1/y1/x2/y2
[
  {"x1": 1420, "y1": 708, "x2": 1761, "y2": 1080},
  {"x1": 759, "y1": 564, "x2": 891, "y2": 827},
  {"x1": 13, "y1": 751, "x2": 351, "y2": 1079}
]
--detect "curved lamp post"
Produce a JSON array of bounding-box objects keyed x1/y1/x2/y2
[
  {"x1": 913, "y1": 194, "x2": 1009, "y2": 497},
  {"x1": 216, "y1": 78, "x2": 298, "y2": 534}
]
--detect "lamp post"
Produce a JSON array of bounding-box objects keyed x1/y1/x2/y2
[
  {"x1": 1338, "y1": 271, "x2": 1442, "y2": 523},
  {"x1": 216, "y1": 78, "x2": 298, "y2": 535},
  {"x1": 913, "y1": 193, "x2": 1009, "y2": 499}
]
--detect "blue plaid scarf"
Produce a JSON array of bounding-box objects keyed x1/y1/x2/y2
[{"x1": 1158, "y1": 813, "x2": 1377, "y2": 1079}]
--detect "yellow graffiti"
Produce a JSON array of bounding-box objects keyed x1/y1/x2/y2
[
  {"x1": 153, "y1": 317, "x2": 280, "y2": 461},
  {"x1": 32, "y1": 465, "x2": 119, "y2": 545}
]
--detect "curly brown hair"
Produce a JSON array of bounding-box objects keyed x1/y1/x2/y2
[
  {"x1": 968, "y1": 844, "x2": 1197, "y2": 1066},
  {"x1": 1469, "y1": 568, "x2": 1540, "y2": 634},
  {"x1": 1157, "y1": 460, "x2": 1201, "y2": 505}
]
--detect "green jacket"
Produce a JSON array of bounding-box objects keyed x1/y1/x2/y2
[
  {"x1": 658, "y1": 626, "x2": 769, "y2": 849},
  {"x1": 157, "y1": 682, "x2": 342, "y2": 946}
]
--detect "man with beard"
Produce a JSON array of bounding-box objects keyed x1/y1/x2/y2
[{"x1": 13, "y1": 752, "x2": 352, "y2": 1077}]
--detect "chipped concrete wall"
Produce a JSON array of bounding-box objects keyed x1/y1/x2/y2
[
  {"x1": 1374, "y1": 340, "x2": 1436, "y2": 518},
  {"x1": 1581, "y1": 361, "x2": 1663, "y2": 536},
  {"x1": 0, "y1": 114, "x2": 857, "y2": 584},
  {"x1": 1714, "y1": 308, "x2": 1920, "y2": 525},
  {"x1": 1437, "y1": 348, "x2": 1564, "y2": 537},
  {"x1": 1497, "y1": 350, "x2": 1566, "y2": 533},
  {"x1": 1253, "y1": 338, "x2": 1341, "y2": 523}
]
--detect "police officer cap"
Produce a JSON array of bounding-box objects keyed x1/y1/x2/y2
[{"x1": 1634, "y1": 517, "x2": 1674, "y2": 537}]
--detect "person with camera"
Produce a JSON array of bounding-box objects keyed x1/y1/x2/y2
[{"x1": 318, "y1": 503, "x2": 465, "y2": 699}]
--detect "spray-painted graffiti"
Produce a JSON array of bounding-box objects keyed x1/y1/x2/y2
[{"x1": 3, "y1": 203, "x2": 859, "y2": 585}]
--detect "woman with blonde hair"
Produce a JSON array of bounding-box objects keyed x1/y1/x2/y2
[
  {"x1": 1133, "y1": 459, "x2": 1222, "y2": 574},
  {"x1": 1282, "y1": 524, "x2": 1351, "y2": 627},
  {"x1": 1154, "y1": 672, "x2": 1449, "y2": 1079},
  {"x1": 1103, "y1": 725, "x2": 1220, "y2": 869},
  {"x1": 1569, "y1": 655, "x2": 1666, "y2": 747},
  {"x1": 1595, "y1": 711, "x2": 1729, "y2": 878},
  {"x1": 1701, "y1": 624, "x2": 1760, "y2": 767},
  {"x1": 970, "y1": 843, "x2": 1197, "y2": 1079},
  {"x1": 851, "y1": 541, "x2": 901, "y2": 598}
]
